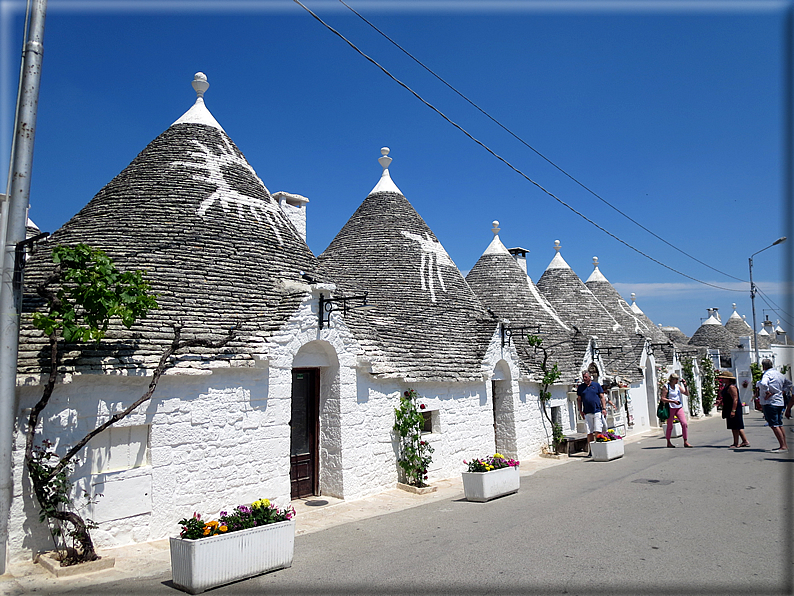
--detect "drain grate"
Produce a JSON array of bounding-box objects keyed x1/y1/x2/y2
[{"x1": 632, "y1": 479, "x2": 673, "y2": 485}]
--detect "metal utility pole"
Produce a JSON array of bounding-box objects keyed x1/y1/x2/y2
[
  {"x1": 0, "y1": 0, "x2": 47, "y2": 574},
  {"x1": 749, "y1": 236, "x2": 787, "y2": 365}
]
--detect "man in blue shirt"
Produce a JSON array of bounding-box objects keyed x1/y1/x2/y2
[{"x1": 577, "y1": 371, "x2": 607, "y2": 448}]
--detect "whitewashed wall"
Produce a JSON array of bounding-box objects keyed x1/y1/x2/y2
[{"x1": 11, "y1": 367, "x2": 289, "y2": 563}]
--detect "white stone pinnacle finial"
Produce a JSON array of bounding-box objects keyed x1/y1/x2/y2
[
  {"x1": 492, "y1": 221, "x2": 500, "y2": 236},
  {"x1": 192, "y1": 72, "x2": 209, "y2": 98},
  {"x1": 592, "y1": 256, "x2": 599, "y2": 269},
  {"x1": 631, "y1": 293, "x2": 636, "y2": 303},
  {"x1": 732, "y1": 303, "x2": 737, "y2": 311},
  {"x1": 554, "y1": 240, "x2": 561, "y2": 253},
  {"x1": 378, "y1": 147, "x2": 392, "y2": 170}
]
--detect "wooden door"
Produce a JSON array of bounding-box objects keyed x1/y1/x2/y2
[{"x1": 290, "y1": 368, "x2": 319, "y2": 499}]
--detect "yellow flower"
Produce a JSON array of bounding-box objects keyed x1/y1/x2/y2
[
  {"x1": 203, "y1": 527, "x2": 211, "y2": 536},
  {"x1": 219, "y1": 525, "x2": 227, "y2": 532},
  {"x1": 207, "y1": 520, "x2": 219, "y2": 528},
  {"x1": 494, "y1": 453, "x2": 504, "y2": 459}
]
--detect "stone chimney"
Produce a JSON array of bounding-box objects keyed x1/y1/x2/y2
[{"x1": 273, "y1": 192, "x2": 309, "y2": 242}]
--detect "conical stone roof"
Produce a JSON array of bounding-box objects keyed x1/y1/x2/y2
[
  {"x1": 688, "y1": 312, "x2": 740, "y2": 366},
  {"x1": 18, "y1": 73, "x2": 319, "y2": 377},
  {"x1": 725, "y1": 305, "x2": 754, "y2": 338},
  {"x1": 466, "y1": 222, "x2": 580, "y2": 382},
  {"x1": 317, "y1": 149, "x2": 492, "y2": 382},
  {"x1": 536, "y1": 242, "x2": 637, "y2": 381},
  {"x1": 584, "y1": 257, "x2": 673, "y2": 366}
]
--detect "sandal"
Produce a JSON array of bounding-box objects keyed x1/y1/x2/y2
[
  {"x1": 728, "y1": 444, "x2": 738, "y2": 449},
  {"x1": 666, "y1": 444, "x2": 675, "y2": 448},
  {"x1": 684, "y1": 444, "x2": 693, "y2": 448},
  {"x1": 739, "y1": 443, "x2": 750, "y2": 448}
]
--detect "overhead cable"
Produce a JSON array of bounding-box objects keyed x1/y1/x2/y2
[
  {"x1": 294, "y1": 0, "x2": 743, "y2": 292},
  {"x1": 338, "y1": 0, "x2": 747, "y2": 284}
]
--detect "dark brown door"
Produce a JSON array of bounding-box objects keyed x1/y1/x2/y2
[{"x1": 290, "y1": 369, "x2": 319, "y2": 499}]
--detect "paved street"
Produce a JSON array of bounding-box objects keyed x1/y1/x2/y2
[{"x1": 2, "y1": 412, "x2": 792, "y2": 596}]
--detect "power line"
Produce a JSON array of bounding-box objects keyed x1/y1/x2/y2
[
  {"x1": 337, "y1": 0, "x2": 747, "y2": 284},
  {"x1": 756, "y1": 287, "x2": 793, "y2": 328},
  {"x1": 294, "y1": 0, "x2": 743, "y2": 293}
]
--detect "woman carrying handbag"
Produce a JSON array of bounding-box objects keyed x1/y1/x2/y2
[{"x1": 660, "y1": 373, "x2": 693, "y2": 448}]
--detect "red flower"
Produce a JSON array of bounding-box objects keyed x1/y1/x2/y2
[{"x1": 420, "y1": 404, "x2": 426, "y2": 410}]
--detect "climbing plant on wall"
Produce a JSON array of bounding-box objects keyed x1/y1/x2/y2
[
  {"x1": 528, "y1": 335, "x2": 563, "y2": 451},
  {"x1": 699, "y1": 354, "x2": 717, "y2": 415},
  {"x1": 25, "y1": 244, "x2": 235, "y2": 565},
  {"x1": 681, "y1": 357, "x2": 699, "y2": 417},
  {"x1": 393, "y1": 389, "x2": 434, "y2": 487}
]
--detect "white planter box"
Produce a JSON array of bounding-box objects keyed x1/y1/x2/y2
[
  {"x1": 589, "y1": 439, "x2": 624, "y2": 462},
  {"x1": 462, "y1": 465, "x2": 520, "y2": 502},
  {"x1": 743, "y1": 405, "x2": 750, "y2": 415},
  {"x1": 670, "y1": 422, "x2": 682, "y2": 438},
  {"x1": 170, "y1": 519, "x2": 295, "y2": 594}
]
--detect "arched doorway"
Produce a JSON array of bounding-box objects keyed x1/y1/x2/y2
[
  {"x1": 645, "y1": 362, "x2": 658, "y2": 428},
  {"x1": 491, "y1": 360, "x2": 516, "y2": 458},
  {"x1": 290, "y1": 368, "x2": 319, "y2": 499},
  {"x1": 291, "y1": 340, "x2": 341, "y2": 499}
]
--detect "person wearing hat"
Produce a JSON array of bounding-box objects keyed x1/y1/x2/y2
[
  {"x1": 660, "y1": 373, "x2": 693, "y2": 448},
  {"x1": 718, "y1": 371, "x2": 749, "y2": 448}
]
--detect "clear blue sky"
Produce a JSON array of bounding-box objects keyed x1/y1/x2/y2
[{"x1": 2, "y1": 0, "x2": 791, "y2": 337}]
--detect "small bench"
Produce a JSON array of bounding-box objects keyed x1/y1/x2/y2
[{"x1": 560, "y1": 434, "x2": 589, "y2": 455}]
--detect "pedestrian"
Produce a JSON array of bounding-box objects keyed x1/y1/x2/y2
[
  {"x1": 577, "y1": 371, "x2": 607, "y2": 450},
  {"x1": 718, "y1": 371, "x2": 749, "y2": 449},
  {"x1": 660, "y1": 373, "x2": 693, "y2": 448},
  {"x1": 757, "y1": 359, "x2": 792, "y2": 453}
]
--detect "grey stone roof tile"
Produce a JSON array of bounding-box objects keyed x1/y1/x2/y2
[
  {"x1": 318, "y1": 190, "x2": 493, "y2": 382},
  {"x1": 465, "y1": 239, "x2": 581, "y2": 382},
  {"x1": 536, "y1": 255, "x2": 639, "y2": 381},
  {"x1": 19, "y1": 122, "x2": 319, "y2": 377}
]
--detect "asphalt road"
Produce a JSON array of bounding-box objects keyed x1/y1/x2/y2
[{"x1": 16, "y1": 412, "x2": 794, "y2": 596}]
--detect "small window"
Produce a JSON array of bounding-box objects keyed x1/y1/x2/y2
[{"x1": 421, "y1": 411, "x2": 433, "y2": 433}]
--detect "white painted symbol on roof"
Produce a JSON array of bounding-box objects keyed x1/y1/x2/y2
[
  {"x1": 172, "y1": 136, "x2": 287, "y2": 244},
  {"x1": 401, "y1": 231, "x2": 455, "y2": 302}
]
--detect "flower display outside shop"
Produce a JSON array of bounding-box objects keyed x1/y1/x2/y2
[
  {"x1": 594, "y1": 431, "x2": 622, "y2": 442},
  {"x1": 464, "y1": 453, "x2": 520, "y2": 473},
  {"x1": 178, "y1": 499, "x2": 294, "y2": 540}
]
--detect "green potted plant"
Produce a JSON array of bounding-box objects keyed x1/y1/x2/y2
[
  {"x1": 461, "y1": 454, "x2": 520, "y2": 501},
  {"x1": 170, "y1": 498, "x2": 295, "y2": 594}
]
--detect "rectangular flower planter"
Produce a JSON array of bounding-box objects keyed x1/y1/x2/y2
[
  {"x1": 462, "y1": 465, "x2": 520, "y2": 502},
  {"x1": 670, "y1": 422, "x2": 682, "y2": 438},
  {"x1": 589, "y1": 439, "x2": 624, "y2": 462},
  {"x1": 743, "y1": 405, "x2": 750, "y2": 415},
  {"x1": 170, "y1": 519, "x2": 295, "y2": 594}
]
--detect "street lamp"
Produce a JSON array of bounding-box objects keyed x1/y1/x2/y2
[{"x1": 749, "y1": 236, "x2": 787, "y2": 364}]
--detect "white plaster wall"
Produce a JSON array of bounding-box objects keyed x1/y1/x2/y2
[
  {"x1": 10, "y1": 367, "x2": 289, "y2": 563},
  {"x1": 338, "y1": 379, "x2": 498, "y2": 501}
]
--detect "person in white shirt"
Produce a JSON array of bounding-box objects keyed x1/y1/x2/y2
[
  {"x1": 660, "y1": 373, "x2": 693, "y2": 448},
  {"x1": 757, "y1": 359, "x2": 792, "y2": 453}
]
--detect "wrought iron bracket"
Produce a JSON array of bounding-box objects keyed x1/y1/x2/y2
[
  {"x1": 318, "y1": 292, "x2": 372, "y2": 329},
  {"x1": 501, "y1": 323, "x2": 542, "y2": 348}
]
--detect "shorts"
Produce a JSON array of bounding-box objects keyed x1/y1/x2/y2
[
  {"x1": 584, "y1": 412, "x2": 607, "y2": 435},
  {"x1": 763, "y1": 404, "x2": 784, "y2": 427}
]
